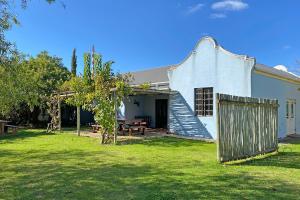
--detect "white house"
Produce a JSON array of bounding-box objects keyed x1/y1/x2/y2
[{"x1": 123, "y1": 36, "x2": 300, "y2": 139}]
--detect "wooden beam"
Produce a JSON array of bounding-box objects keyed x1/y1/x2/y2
[{"x1": 113, "y1": 91, "x2": 117, "y2": 144}]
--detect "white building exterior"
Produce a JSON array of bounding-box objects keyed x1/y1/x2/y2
[{"x1": 123, "y1": 36, "x2": 300, "y2": 139}]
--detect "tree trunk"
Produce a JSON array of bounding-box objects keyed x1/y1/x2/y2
[{"x1": 100, "y1": 133, "x2": 104, "y2": 144}]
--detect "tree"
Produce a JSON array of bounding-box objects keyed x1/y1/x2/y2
[
  {"x1": 0, "y1": 54, "x2": 29, "y2": 116},
  {"x1": 0, "y1": 0, "x2": 67, "y2": 124},
  {"x1": 93, "y1": 53, "x2": 102, "y2": 78},
  {"x1": 83, "y1": 53, "x2": 92, "y2": 85},
  {"x1": 61, "y1": 76, "x2": 90, "y2": 135},
  {"x1": 25, "y1": 51, "x2": 70, "y2": 102},
  {"x1": 92, "y1": 60, "x2": 132, "y2": 144},
  {"x1": 0, "y1": 51, "x2": 70, "y2": 124},
  {"x1": 71, "y1": 48, "x2": 77, "y2": 76},
  {"x1": 62, "y1": 52, "x2": 132, "y2": 144}
]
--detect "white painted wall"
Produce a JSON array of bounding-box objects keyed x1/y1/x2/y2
[
  {"x1": 168, "y1": 37, "x2": 255, "y2": 139},
  {"x1": 124, "y1": 96, "x2": 145, "y2": 121},
  {"x1": 251, "y1": 72, "x2": 300, "y2": 138},
  {"x1": 124, "y1": 94, "x2": 169, "y2": 128}
]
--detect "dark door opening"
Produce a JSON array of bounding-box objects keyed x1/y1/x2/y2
[{"x1": 155, "y1": 99, "x2": 168, "y2": 129}]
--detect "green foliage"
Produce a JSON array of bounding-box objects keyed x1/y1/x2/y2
[
  {"x1": 62, "y1": 52, "x2": 132, "y2": 143},
  {"x1": 83, "y1": 53, "x2": 92, "y2": 85},
  {"x1": 71, "y1": 48, "x2": 77, "y2": 76},
  {"x1": 93, "y1": 53, "x2": 102, "y2": 76},
  {"x1": 26, "y1": 51, "x2": 70, "y2": 99},
  {"x1": 92, "y1": 61, "x2": 132, "y2": 142},
  {"x1": 137, "y1": 82, "x2": 151, "y2": 90},
  {"x1": 0, "y1": 54, "x2": 29, "y2": 115},
  {"x1": 0, "y1": 51, "x2": 70, "y2": 117},
  {"x1": 61, "y1": 76, "x2": 91, "y2": 107},
  {"x1": 0, "y1": 0, "x2": 66, "y2": 122}
]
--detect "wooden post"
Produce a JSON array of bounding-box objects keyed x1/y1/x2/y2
[
  {"x1": 58, "y1": 97, "x2": 61, "y2": 132},
  {"x1": 113, "y1": 91, "x2": 118, "y2": 144},
  {"x1": 216, "y1": 93, "x2": 221, "y2": 163},
  {"x1": 0, "y1": 123, "x2": 3, "y2": 135},
  {"x1": 77, "y1": 106, "x2": 80, "y2": 136}
]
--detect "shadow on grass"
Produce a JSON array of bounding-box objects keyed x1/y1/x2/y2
[
  {"x1": 231, "y1": 140, "x2": 300, "y2": 170},
  {"x1": 118, "y1": 136, "x2": 207, "y2": 147},
  {"x1": 0, "y1": 129, "x2": 55, "y2": 142},
  {"x1": 237, "y1": 151, "x2": 300, "y2": 170},
  {"x1": 0, "y1": 148, "x2": 298, "y2": 199}
]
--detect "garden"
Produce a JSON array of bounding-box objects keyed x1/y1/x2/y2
[
  {"x1": 1, "y1": 1, "x2": 300, "y2": 199},
  {"x1": 0, "y1": 129, "x2": 299, "y2": 199}
]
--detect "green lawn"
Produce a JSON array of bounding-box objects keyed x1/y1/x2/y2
[{"x1": 0, "y1": 129, "x2": 299, "y2": 200}]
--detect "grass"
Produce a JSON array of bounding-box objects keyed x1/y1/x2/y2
[{"x1": 0, "y1": 129, "x2": 299, "y2": 200}]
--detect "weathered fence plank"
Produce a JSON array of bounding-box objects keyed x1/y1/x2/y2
[{"x1": 216, "y1": 93, "x2": 279, "y2": 163}]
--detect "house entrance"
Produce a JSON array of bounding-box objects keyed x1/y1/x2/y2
[{"x1": 155, "y1": 99, "x2": 168, "y2": 129}]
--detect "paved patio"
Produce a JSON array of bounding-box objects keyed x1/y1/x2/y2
[{"x1": 75, "y1": 128, "x2": 215, "y2": 143}]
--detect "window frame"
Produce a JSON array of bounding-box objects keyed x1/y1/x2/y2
[{"x1": 194, "y1": 87, "x2": 213, "y2": 117}]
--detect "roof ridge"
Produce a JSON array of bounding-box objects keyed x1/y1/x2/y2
[
  {"x1": 255, "y1": 63, "x2": 300, "y2": 84},
  {"x1": 130, "y1": 64, "x2": 175, "y2": 74}
]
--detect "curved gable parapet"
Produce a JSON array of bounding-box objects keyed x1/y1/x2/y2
[
  {"x1": 195, "y1": 36, "x2": 219, "y2": 49},
  {"x1": 169, "y1": 36, "x2": 255, "y2": 72},
  {"x1": 168, "y1": 36, "x2": 256, "y2": 98}
]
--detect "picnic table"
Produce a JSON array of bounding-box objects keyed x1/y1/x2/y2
[
  {"x1": 0, "y1": 120, "x2": 10, "y2": 135},
  {"x1": 91, "y1": 124, "x2": 101, "y2": 133},
  {"x1": 118, "y1": 119, "x2": 147, "y2": 136},
  {"x1": 91, "y1": 120, "x2": 147, "y2": 135}
]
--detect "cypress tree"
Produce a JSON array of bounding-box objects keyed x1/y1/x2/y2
[
  {"x1": 71, "y1": 48, "x2": 77, "y2": 76},
  {"x1": 83, "y1": 53, "x2": 92, "y2": 85},
  {"x1": 93, "y1": 53, "x2": 102, "y2": 76}
]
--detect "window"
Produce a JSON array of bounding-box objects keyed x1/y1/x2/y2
[
  {"x1": 286, "y1": 100, "x2": 296, "y2": 118},
  {"x1": 291, "y1": 103, "x2": 294, "y2": 118},
  {"x1": 194, "y1": 87, "x2": 213, "y2": 116}
]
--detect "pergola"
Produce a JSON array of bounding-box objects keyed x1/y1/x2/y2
[
  {"x1": 50, "y1": 87, "x2": 173, "y2": 140},
  {"x1": 49, "y1": 91, "x2": 79, "y2": 134}
]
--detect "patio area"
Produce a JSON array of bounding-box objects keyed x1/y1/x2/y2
[
  {"x1": 118, "y1": 86, "x2": 172, "y2": 130},
  {"x1": 78, "y1": 127, "x2": 169, "y2": 140}
]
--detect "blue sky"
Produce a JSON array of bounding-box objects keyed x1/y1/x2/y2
[{"x1": 6, "y1": 0, "x2": 300, "y2": 75}]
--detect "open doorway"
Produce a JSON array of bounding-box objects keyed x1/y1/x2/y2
[{"x1": 155, "y1": 99, "x2": 168, "y2": 129}]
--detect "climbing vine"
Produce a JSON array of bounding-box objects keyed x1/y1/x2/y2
[{"x1": 46, "y1": 94, "x2": 60, "y2": 133}]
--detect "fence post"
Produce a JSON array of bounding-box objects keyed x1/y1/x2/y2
[{"x1": 216, "y1": 93, "x2": 221, "y2": 163}]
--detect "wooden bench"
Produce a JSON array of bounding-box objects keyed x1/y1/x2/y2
[
  {"x1": 91, "y1": 124, "x2": 101, "y2": 133},
  {"x1": 128, "y1": 125, "x2": 146, "y2": 136},
  {"x1": 4, "y1": 125, "x2": 18, "y2": 134}
]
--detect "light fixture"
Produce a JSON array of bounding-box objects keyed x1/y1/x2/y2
[{"x1": 134, "y1": 100, "x2": 140, "y2": 107}]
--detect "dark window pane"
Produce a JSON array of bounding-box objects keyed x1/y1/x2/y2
[{"x1": 194, "y1": 87, "x2": 213, "y2": 116}]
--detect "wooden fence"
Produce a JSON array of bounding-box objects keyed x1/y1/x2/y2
[{"x1": 216, "y1": 93, "x2": 279, "y2": 163}]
